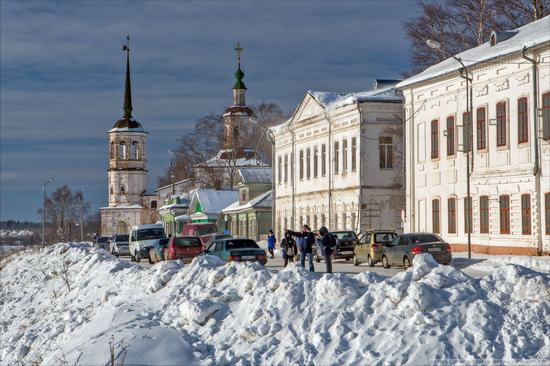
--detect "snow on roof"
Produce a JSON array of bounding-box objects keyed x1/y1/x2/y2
[
  {"x1": 269, "y1": 118, "x2": 291, "y2": 135},
  {"x1": 108, "y1": 127, "x2": 147, "y2": 133},
  {"x1": 158, "y1": 201, "x2": 189, "y2": 210},
  {"x1": 174, "y1": 214, "x2": 191, "y2": 222},
  {"x1": 308, "y1": 86, "x2": 403, "y2": 110},
  {"x1": 99, "y1": 204, "x2": 144, "y2": 210},
  {"x1": 238, "y1": 167, "x2": 272, "y2": 184},
  {"x1": 193, "y1": 189, "x2": 239, "y2": 214},
  {"x1": 397, "y1": 16, "x2": 550, "y2": 89},
  {"x1": 222, "y1": 190, "x2": 272, "y2": 213}
]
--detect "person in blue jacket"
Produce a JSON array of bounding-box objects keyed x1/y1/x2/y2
[
  {"x1": 266, "y1": 230, "x2": 276, "y2": 258},
  {"x1": 286, "y1": 224, "x2": 315, "y2": 272}
]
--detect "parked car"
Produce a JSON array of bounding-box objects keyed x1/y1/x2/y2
[
  {"x1": 182, "y1": 223, "x2": 218, "y2": 246},
  {"x1": 314, "y1": 231, "x2": 356, "y2": 262},
  {"x1": 94, "y1": 236, "x2": 110, "y2": 250},
  {"x1": 129, "y1": 224, "x2": 166, "y2": 263},
  {"x1": 109, "y1": 234, "x2": 130, "y2": 256},
  {"x1": 148, "y1": 238, "x2": 170, "y2": 264},
  {"x1": 203, "y1": 238, "x2": 267, "y2": 265},
  {"x1": 354, "y1": 230, "x2": 397, "y2": 267},
  {"x1": 204, "y1": 233, "x2": 232, "y2": 250},
  {"x1": 162, "y1": 236, "x2": 203, "y2": 263},
  {"x1": 381, "y1": 233, "x2": 452, "y2": 269}
]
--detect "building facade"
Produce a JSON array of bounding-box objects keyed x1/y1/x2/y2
[
  {"x1": 272, "y1": 81, "x2": 405, "y2": 239},
  {"x1": 398, "y1": 17, "x2": 550, "y2": 255},
  {"x1": 100, "y1": 41, "x2": 158, "y2": 236}
]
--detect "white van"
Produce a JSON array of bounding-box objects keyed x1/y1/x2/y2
[{"x1": 129, "y1": 223, "x2": 166, "y2": 262}]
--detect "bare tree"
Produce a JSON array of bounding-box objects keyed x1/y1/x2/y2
[{"x1": 404, "y1": 0, "x2": 549, "y2": 73}]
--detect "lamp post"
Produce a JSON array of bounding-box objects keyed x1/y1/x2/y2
[
  {"x1": 42, "y1": 178, "x2": 54, "y2": 246},
  {"x1": 78, "y1": 188, "x2": 86, "y2": 242},
  {"x1": 427, "y1": 39, "x2": 472, "y2": 259}
]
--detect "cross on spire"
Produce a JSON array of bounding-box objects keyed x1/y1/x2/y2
[{"x1": 235, "y1": 42, "x2": 242, "y2": 67}]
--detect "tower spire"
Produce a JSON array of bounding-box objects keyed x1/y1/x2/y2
[
  {"x1": 122, "y1": 35, "x2": 132, "y2": 119},
  {"x1": 233, "y1": 42, "x2": 246, "y2": 90}
]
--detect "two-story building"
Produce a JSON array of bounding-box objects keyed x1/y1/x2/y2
[
  {"x1": 397, "y1": 16, "x2": 550, "y2": 255},
  {"x1": 271, "y1": 80, "x2": 405, "y2": 239}
]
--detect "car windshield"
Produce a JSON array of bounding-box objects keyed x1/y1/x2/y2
[
  {"x1": 214, "y1": 234, "x2": 231, "y2": 240},
  {"x1": 115, "y1": 234, "x2": 129, "y2": 241},
  {"x1": 374, "y1": 233, "x2": 397, "y2": 243},
  {"x1": 137, "y1": 228, "x2": 166, "y2": 240},
  {"x1": 97, "y1": 237, "x2": 108, "y2": 243},
  {"x1": 197, "y1": 226, "x2": 216, "y2": 236},
  {"x1": 409, "y1": 235, "x2": 441, "y2": 244},
  {"x1": 333, "y1": 231, "x2": 357, "y2": 240},
  {"x1": 225, "y1": 239, "x2": 259, "y2": 250},
  {"x1": 158, "y1": 238, "x2": 170, "y2": 246},
  {"x1": 174, "y1": 237, "x2": 201, "y2": 247}
]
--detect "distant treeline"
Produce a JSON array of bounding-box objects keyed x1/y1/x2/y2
[{"x1": 1, "y1": 221, "x2": 40, "y2": 231}]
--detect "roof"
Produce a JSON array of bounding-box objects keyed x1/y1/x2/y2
[
  {"x1": 192, "y1": 189, "x2": 239, "y2": 214},
  {"x1": 308, "y1": 86, "x2": 403, "y2": 110},
  {"x1": 99, "y1": 204, "x2": 144, "y2": 210},
  {"x1": 203, "y1": 148, "x2": 269, "y2": 167},
  {"x1": 397, "y1": 16, "x2": 550, "y2": 89},
  {"x1": 222, "y1": 190, "x2": 272, "y2": 214},
  {"x1": 238, "y1": 167, "x2": 272, "y2": 184}
]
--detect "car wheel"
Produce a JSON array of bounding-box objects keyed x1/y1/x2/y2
[
  {"x1": 382, "y1": 255, "x2": 390, "y2": 269},
  {"x1": 353, "y1": 254, "x2": 360, "y2": 266},
  {"x1": 130, "y1": 253, "x2": 135, "y2": 262},
  {"x1": 367, "y1": 255, "x2": 375, "y2": 267},
  {"x1": 403, "y1": 256, "x2": 411, "y2": 269},
  {"x1": 345, "y1": 257, "x2": 351, "y2": 261},
  {"x1": 135, "y1": 252, "x2": 141, "y2": 263},
  {"x1": 148, "y1": 250, "x2": 155, "y2": 264}
]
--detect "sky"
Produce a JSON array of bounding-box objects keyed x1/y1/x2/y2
[{"x1": 0, "y1": 0, "x2": 420, "y2": 222}]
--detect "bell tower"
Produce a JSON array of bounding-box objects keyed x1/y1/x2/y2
[{"x1": 107, "y1": 36, "x2": 148, "y2": 206}]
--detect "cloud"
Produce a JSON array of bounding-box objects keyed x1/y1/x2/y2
[{"x1": 0, "y1": 171, "x2": 17, "y2": 180}]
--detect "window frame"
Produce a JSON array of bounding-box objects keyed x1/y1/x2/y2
[
  {"x1": 446, "y1": 115, "x2": 455, "y2": 156},
  {"x1": 313, "y1": 146, "x2": 319, "y2": 178},
  {"x1": 545, "y1": 193, "x2": 550, "y2": 235},
  {"x1": 432, "y1": 198, "x2": 440, "y2": 234},
  {"x1": 306, "y1": 147, "x2": 311, "y2": 179},
  {"x1": 278, "y1": 156, "x2": 282, "y2": 185},
  {"x1": 342, "y1": 138, "x2": 348, "y2": 173},
  {"x1": 448, "y1": 197, "x2": 457, "y2": 234},
  {"x1": 496, "y1": 101, "x2": 507, "y2": 147},
  {"x1": 351, "y1": 137, "x2": 357, "y2": 171},
  {"x1": 521, "y1": 193, "x2": 531, "y2": 235},
  {"x1": 476, "y1": 107, "x2": 487, "y2": 150},
  {"x1": 462, "y1": 111, "x2": 472, "y2": 153},
  {"x1": 479, "y1": 195, "x2": 489, "y2": 234},
  {"x1": 499, "y1": 195, "x2": 510, "y2": 234},
  {"x1": 334, "y1": 141, "x2": 340, "y2": 174},
  {"x1": 464, "y1": 196, "x2": 472, "y2": 234},
  {"x1": 284, "y1": 154, "x2": 288, "y2": 184},
  {"x1": 431, "y1": 119, "x2": 439, "y2": 159},
  {"x1": 299, "y1": 150, "x2": 304, "y2": 180},
  {"x1": 542, "y1": 92, "x2": 550, "y2": 140},
  {"x1": 321, "y1": 144, "x2": 327, "y2": 177},
  {"x1": 517, "y1": 97, "x2": 529, "y2": 144},
  {"x1": 379, "y1": 136, "x2": 393, "y2": 169}
]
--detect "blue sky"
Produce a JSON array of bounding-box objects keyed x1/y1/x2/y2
[{"x1": 0, "y1": 0, "x2": 420, "y2": 221}]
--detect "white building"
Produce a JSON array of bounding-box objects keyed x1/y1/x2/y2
[
  {"x1": 397, "y1": 16, "x2": 550, "y2": 255},
  {"x1": 272, "y1": 80, "x2": 405, "y2": 239},
  {"x1": 100, "y1": 43, "x2": 158, "y2": 236}
]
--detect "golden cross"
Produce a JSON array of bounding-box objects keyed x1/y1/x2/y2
[{"x1": 235, "y1": 42, "x2": 242, "y2": 65}]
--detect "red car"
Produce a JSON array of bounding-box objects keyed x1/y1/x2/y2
[
  {"x1": 182, "y1": 223, "x2": 218, "y2": 246},
  {"x1": 165, "y1": 236, "x2": 203, "y2": 263}
]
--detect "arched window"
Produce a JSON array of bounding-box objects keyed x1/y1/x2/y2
[
  {"x1": 120, "y1": 185, "x2": 125, "y2": 194},
  {"x1": 110, "y1": 186, "x2": 114, "y2": 194},
  {"x1": 151, "y1": 200, "x2": 157, "y2": 209},
  {"x1": 130, "y1": 141, "x2": 139, "y2": 160},
  {"x1": 118, "y1": 141, "x2": 127, "y2": 160},
  {"x1": 110, "y1": 141, "x2": 115, "y2": 159}
]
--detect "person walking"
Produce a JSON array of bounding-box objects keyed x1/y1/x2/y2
[
  {"x1": 286, "y1": 225, "x2": 315, "y2": 272},
  {"x1": 318, "y1": 226, "x2": 334, "y2": 273},
  {"x1": 280, "y1": 232, "x2": 297, "y2": 268},
  {"x1": 267, "y1": 230, "x2": 276, "y2": 259}
]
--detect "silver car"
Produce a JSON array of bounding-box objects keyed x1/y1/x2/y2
[
  {"x1": 381, "y1": 233, "x2": 452, "y2": 269},
  {"x1": 109, "y1": 234, "x2": 130, "y2": 256}
]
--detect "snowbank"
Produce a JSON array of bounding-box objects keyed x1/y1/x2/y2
[{"x1": 1, "y1": 243, "x2": 549, "y2": 365}]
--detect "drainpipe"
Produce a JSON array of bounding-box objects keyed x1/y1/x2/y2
[
  {"x1": 409, "y1": 92, "x2": 416, "y2": 232},
  {"x1": 289, "y1": 124, "x2": 296, "y2": 229},
  {"x1": 522, "y1": 46, "x2": 543, "y2": 256},
  {"x1": 327, "y1": 111, "x2": 333, "y2": 229},
  {"x1": 357, "y1": 102, "x2": 363, "y2": 234}
]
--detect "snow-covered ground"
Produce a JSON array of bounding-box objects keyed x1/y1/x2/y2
[{"x1": 1, "y1": 243, "x2": 549, "y2": 365}]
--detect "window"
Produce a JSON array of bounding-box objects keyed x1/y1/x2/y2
[
  {"x1": 314, "y1": 146, "x2": 319, "y2": 178},
  {"x1": 299, "y1": 150, "x2": 304, "y2": 180},
  {"x1": 431, "y1": 120, "x2": 439, "y2": 159},
  {"x1": 543, "y1": 92, "x2": 550, "y2": 140},
  {"x1": 464, "y1": 196, "x2": 472, "y2": 234},
  {"x1": 432, "y1": 199, "x2": 440, "y2": 234},
  {"x1": 110, "y1": 141, "x2": 115, "y2": 159},
  {"x1": 130, "y1": 141, "x2": 139, "y2": 160},
  {"x1": 546, "y1": 193, "x2": 550, "y2": 235},
  {"x1": 284, "y1": 154, "x2": 288, "y2": 183},
  {"x1": 321, "y1": 144, "x2": 327, "y2": 176},
  {"x1": 334, "y1": 141, "x2": 340, "y2": 174},
  {"x1": 306, "y1": 148, "x2": 311, "y2": 179},
  {"x1": 499, "y1": 195, "x2": 510, "y2": 234},
  {"x1": 518, "y1": 98, "x2": 529, "y2": 143},
  {"x1": 342, "y1": 139, "x2": 348, "y2": 172},
  {"x1": 463, "y1": 111, "x2": 472, "y2": 152},
  {"x1": 521, "y1": 194, "x2": 531, "y2": 235},
  {"x1": 120, "y1": 185, "x2": 126, "y2": 194},
  {"x1": 497, "y1": 102, "x2": 507, "y2": 147},
  {"x1": 379, "y1": 136, "x2": 393, "y2": 169},
  {"x1": 290, "y1": 153, "x2": 294, "y2": 183},
  {"x1": 446, "y1": 116, "x2": 455, "y2": 156},
  {"x1": 477, "y1": 107, "x2": 486, "y2": 150},
  {"x1": 351, "y1": 137, "x2": 357, "y2": 171},
  {"x1": 151, "y1": 200, "x2": 157, "y2": 209},
  {"x1": 480, "y1": 196, "x2": 489, "y2": 234},
  {"x1": 448, "y1": 197, "x2": 456, "y2": 234},
  {"x1": 278, "y1": 156, "x2": 282, "y2": 185},
  {"x1": 118, "y1": 141, "x2": 127, "y2": 160}
]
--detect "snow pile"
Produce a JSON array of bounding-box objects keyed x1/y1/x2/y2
[{"x1": 2, "y1": 244, "x2": 550, "y2": 365}]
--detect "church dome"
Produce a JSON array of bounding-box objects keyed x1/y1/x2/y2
[{"x1": 112, "y1": 116, "x2": 143, "y2": 129}]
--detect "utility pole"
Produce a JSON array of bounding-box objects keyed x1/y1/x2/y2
[
  {"x1": 42, "y1": 178, "x2": 53, "y2": 246},
  {"x1": 79, "y1": 188, "x2": 86, "y2": 242}
]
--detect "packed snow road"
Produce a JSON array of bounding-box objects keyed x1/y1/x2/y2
[{"x1": 1, "y1": 243, "x2": 549, "y2": 365}]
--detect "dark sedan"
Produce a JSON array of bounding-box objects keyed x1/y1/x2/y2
[
  {"x1": 314, "y1": 231, "x2": 357, "y2": 262},
  {"x1": 381, "y1": 233, "x2": 452, "y2": 269}
]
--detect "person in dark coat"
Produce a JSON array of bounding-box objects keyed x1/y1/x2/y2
[
  {"x1": 280, "y1": 232, "x2": 297, "y2": 268},
  {"x1": 286, "y1": 225, "x2": 315, "y2": 272},
  {"x1": 318, "y1": 226, "x2": 334, "y2": 273}
]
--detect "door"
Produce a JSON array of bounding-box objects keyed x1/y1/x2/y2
[
  {"x1": 358, "y1": 233, "x2": 371, "y2": 261},
  {"x1": 386, "y1": 236, "x2": 404, "y2": 265}
]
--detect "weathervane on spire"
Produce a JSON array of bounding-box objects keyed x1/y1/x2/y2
[
  {"x1": 235, "y1": 42, "x2": 242, "y2": 67},
  {"x1": 122, "y1": 35, "x2": 130, "y2": 53}
]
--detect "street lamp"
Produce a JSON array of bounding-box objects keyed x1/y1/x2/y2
[
  {"x1": 168, "y1": 150, "x2": 176, "y2": 196},
  {"x1": 78, "y1": 188, "x2": 86, "y2": 242},
  {"x1": 42, "y1": 178, "x2": 54, "y2": 246},
  {"x1": 426, "y1": 39, "x2": 473, "y2": 259}
]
